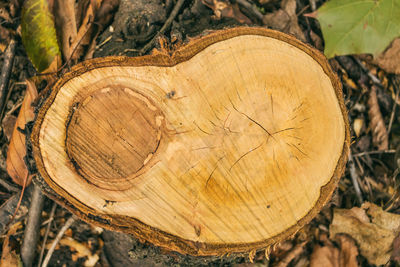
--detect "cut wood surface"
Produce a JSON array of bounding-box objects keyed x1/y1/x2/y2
[{"x1": 31, "y1": 27, "x2": 350, "y2": 256}]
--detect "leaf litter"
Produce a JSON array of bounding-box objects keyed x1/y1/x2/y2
[
  {"x1": 330, "y1": 202, "x2": 400, "y2": 266},
  {"x1": 1, "y1": 0, "x2": 400, "y2": 266}
]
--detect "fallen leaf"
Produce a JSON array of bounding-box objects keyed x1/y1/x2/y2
[
  {"x1": 310, "y1": 244, "x2": 339, "y2": 267},
  {"x1": 330, "y1": 202, "x2": 400, "y2": 265},
  {"x1": 263, "y1": 0, "x2": 306, "y2": 42},
  {"x1": 392, "y1": 232, "x2": 400, "y2": 263},
  {"x1": 368, "y1": 85, "x2": 389, "y2": 150},
  {"x1": 0, "y1": 221, "x2": 23, "y2": 267},
  {"x1": 335, "y1": 234, "x2": 358, "y2": 267},
  {"x1": 2, "y1": 114, "x2": 18, "y2": 141},
  {"x1": 374, "y1": 38, "x2": 400, "y2": 74},
  {"x1": 21, "y1": 0, "x2": 61, "y2": 72},
  {"x1": 6, "y1": 80, "x2": 38, "y2": 186},
  {"x1": 310, "y1": 0, "x2": 400, "y2": 58},
  {"x1": 202, "y1": 0, "x2": 252, "y2": 24},
  {"x1": 84, "y1": 0, "x2": 119, "y2": 59},
  {"x1": 53, "y1": 0, "x2": 77, "y2": 60},
  {"x1": 310, "y1": 234, "x2": 358, "y2": 267},
  {"x1": 69, "y1": 0, "x2": 102, "y2": 61},
  {"x1": 95, "y1": 0, "x2": 119, "y2": 28}
]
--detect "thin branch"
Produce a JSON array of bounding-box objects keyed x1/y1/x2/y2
[
  {"x1": 38, "y1": 203, "x2": 57, "y2": 267},
  {"x1": 353, "y1": 57, "x2": 382, "y2": 86},
  {"x1": 236, "y1": 0, "x2": 263, "y2": 21},
  {"x1": 0, "y1": 172, "x2": 19, "y2": 193},
  {"x1": 309, "y1": 0, "x2": 317, "y2": 11},
  {"x1": 140, "y1": 0, "x2": 186, "y2": 54},
  {"x1": 0, "y1": 185, "x2": 32, "y2": 235},
  {"x1": 388, "y1": 77, "x2": 400, "y2": 135},
  {"x1": 0, "y1": 39, "x2": 17, "y2": 122},
  {"x1": 348, "y1": 152, "x2": 364, "y2": 204},
  {"x1": 42, "y1": 215, "x2": 77, "y2": 267},
  {"x1": 21, "y1": 184, "x2": 45, "y2": 267},
  {"x1": 352, "y1": 149, "x2": 396, "y2": 157}
]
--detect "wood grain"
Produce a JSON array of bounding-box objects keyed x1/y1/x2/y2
[{"x1": 31, "y1": 27, "x2": 350, "y2": 256}]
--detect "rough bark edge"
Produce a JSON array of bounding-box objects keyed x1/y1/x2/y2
[{"x1": 31, "y1": 26, "x2": 350, "y2": 256}]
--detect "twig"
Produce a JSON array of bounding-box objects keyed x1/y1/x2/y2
[
  {"x1": 140, "y1": 0, "x2": 186, "y2": 54},
  {"x1": 0, "y1": 172, "x2": 19, "y2": 192},
  {"x1": 348, "y1": 152, "x2": 364, "y2": 204},
  {"x1": 309, "y1": 0, "x2": 316, "y2": 11},
  {"x1": 21, "y1": 184, "x2": 45, "y2": 267},
  {"x1": 0, "y1": 185, "x2": 32, "y2": 235},
  {"x1": 352, "y1": 149, "x2": 396, "y2": 157},
  {"x1": 5, "y1": 172, "x2": 28, "y2": 228},
  {"x1": 388, "y1": 77, "x2": 399, "y2": 135},
  {"x1": 236, "y1": 0, "x2": 263, "y2": 21},
  {"x1": 42, "y1": 215, "x2": 77, "y2": 267},
  {"x1": 38, "y1": 203, "x2": 57, "y2": 267},
  {"x1": 0, "y1": 39, "x2": 17, "y2": 122},
  {"x1": 353, "y1": 57, "x2": 382, "y2": 86},
  {"x1": 0, "y1": 178, "x2": 19, "y2": 192}
]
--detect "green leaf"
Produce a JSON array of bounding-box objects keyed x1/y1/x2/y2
[
  {"x1": 315, "y1": 0, "x2": 400, "y2": 58},
  {"x1": 21, "y1": 0, "x2": 60, "y2": 72}
]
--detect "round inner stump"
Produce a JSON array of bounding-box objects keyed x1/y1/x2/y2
[{"x1": 65, "y1": 86, "x2": 163, "y2": 189}]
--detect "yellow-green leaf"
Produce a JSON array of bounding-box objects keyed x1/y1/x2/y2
[
  {"x1": 21, "y1": 0, "x2": 60, "y2": 72},
  {"x1": 315, "y1": 0, "x2": 400, "y2": 58}
]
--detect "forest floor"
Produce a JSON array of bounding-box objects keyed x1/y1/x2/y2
[{"x1": 0, "y1": 0, "x2": 399, "y2": 266}]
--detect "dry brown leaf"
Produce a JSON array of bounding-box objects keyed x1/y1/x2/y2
[
  {"x1": 392, "y1": 232, "x2": 400, "y2": 263},
  {"x1": 2, "y1": 114, "x2": 17, "y2": 141},
  {"x1": 263, "y1": 0, "x2": 306, "y2": 42},
  {"x1": 84, "y1": 0, "x2": 119, "y2": 59},
  {"x1": 330, "y1": 202, "x2": 400, "y2": 265},
  {"x1": 69, "y1": 0, "x2": 100, "y2": 61},
  {"x1": 0, "y1": 221, "x2": 23, "y2": 267},
  {"x1": 335, "y1": 234, "x2": 358, "y2": 267},
  {"x1": 70, "y1": 0, "x2": 118, "y2": 61},
  {"x1": 310, "y1": 234, "x2": 358, "y2": 267},
  {"x1": 6, "y1": 79, "x2": 38, "y2": 186},
  {"x1": 310, "y1": 244, "x2": 339, "y2": 267},
  {"x1": 95, "y1": 0, "x2": 119, "y2": 27},
  {"x1": 53, "y1": 0, "x2": 78, "y2": 60},
  {"x1": 202, "y1": 0, "x2": 252, "y2": 24},
  {"x1": 374, "y1": 38, "x2": 400, "y2": 74},
  {"x1": 368, "y1": 85, "x2": 389, "y2": 150},
  {"x1": 75, "y1": 0, "x2": 90, "y2": 29}
]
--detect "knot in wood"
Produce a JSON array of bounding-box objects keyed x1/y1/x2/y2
[{"x1": 65, "y1": 86, "x2": 163, "y2": 189}]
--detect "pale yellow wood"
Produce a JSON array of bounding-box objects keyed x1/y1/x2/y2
[{"x1": 38, "y1": 35, "x2": 345, "y2": 245}]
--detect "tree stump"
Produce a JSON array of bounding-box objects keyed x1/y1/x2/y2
[{"x1": 31, "y1": 27, "x2": 350, "y2": 256}]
